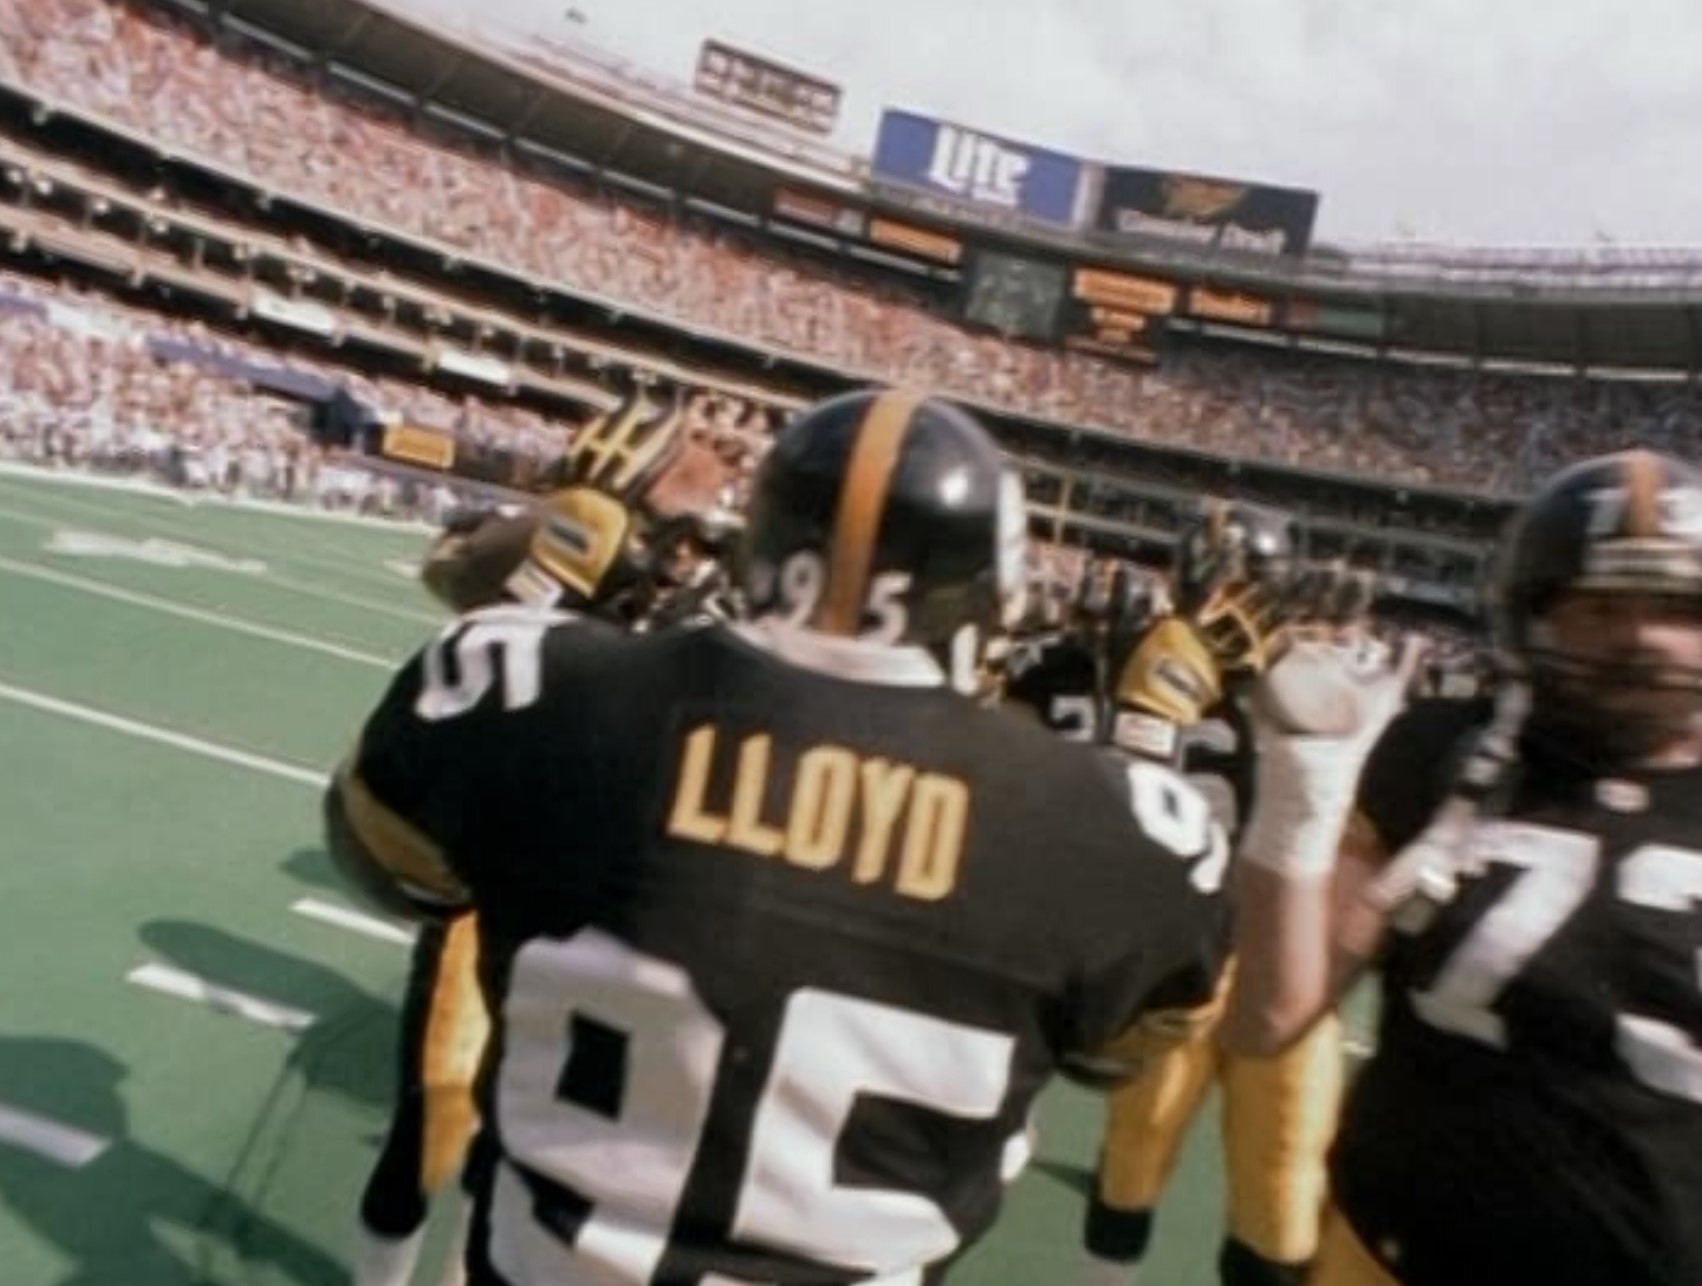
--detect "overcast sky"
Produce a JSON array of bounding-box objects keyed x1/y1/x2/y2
[{"x1": 394, "y1": 0, "x2": 1702, "y2": 248}]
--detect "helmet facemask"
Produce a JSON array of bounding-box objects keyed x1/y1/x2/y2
[
  {"x1": 1491, "y1": 450, "x2": 1702, "y2": 773},
  {"x1": 1520, "y1": 584, "x2": 1702, "y2": 771}
]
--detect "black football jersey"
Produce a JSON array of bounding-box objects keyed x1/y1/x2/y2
[
  {"x1": 1339, "y1": 697, "x2": 1702, "y2": 1286},
  {"x1": 346, "y1": 608, "x2": 1227, "y2": 1285}
]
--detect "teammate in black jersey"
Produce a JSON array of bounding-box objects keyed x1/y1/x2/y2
[
  {"x1": 1228, "y1": 448, "x2": 1702, "y2": 1286},
  {"x1": 326, "y1": 388, "x2": 1231, "y2": 1286},
  {"x1": 1002, "y1": 557, "x2": 1154, "y2": 743}
]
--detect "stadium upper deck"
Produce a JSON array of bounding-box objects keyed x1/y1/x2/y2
[
  {"x1": 206, "y1": 0, "x2": 1702, "y2": 367},
  {"x1": 4, "y1": 0, "x2": 1701, "y2": 610}
]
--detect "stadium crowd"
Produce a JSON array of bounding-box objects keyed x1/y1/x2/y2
[
  {"x1": 0, "y1": 271, "x2": 782, "y2": 519},
  {"x1": 9, "y1": 0, "x2": 1701, "y2": 497},
  {"x1": 0, "y1": 272, "x2": 533, "y2": 517}
]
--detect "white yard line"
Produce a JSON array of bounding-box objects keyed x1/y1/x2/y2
[
  {"x1": 0, "y1": 470, "x2": 439, "y2": 595},
  {"x1": 290, "y1": 897, "x2": 414, "y2": 947},
  {"x1": 0, "y1": 461, "x2": 434, "y2": 533},
  {"x1": 125, "y1": 963, "x2": 317, "y2": 1032},
  {"x1": 0, "y1": 681, "x2": 329, "y2": 788},
  {"x1": 0, "y1": 1104, "x2": 112, "y2": 1168},
  {"x1": 0, "y1": 501, "x2": 441, "y2": 626},
  {"x1": 0, "y1": 556, "x2": 398, "y2": 667}
]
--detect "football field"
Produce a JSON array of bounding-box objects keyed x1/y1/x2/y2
[{"x1": 0, "y1": 465, "x2": 1256, "y2": 1286}]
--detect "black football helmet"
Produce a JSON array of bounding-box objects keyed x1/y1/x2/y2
[
  {"x1": 739, "y1": 388, "x2": 1026, "y2": 674},
  {"x1": 1171, "y1": 497, "x2": 1299, "y2": 674},
  {"x1": 1490, "y1": 447, "x2": 1702, "y2": 764},
  {"x1": 1173, "y1": 498, "x2": 1297, "y2": 612}
]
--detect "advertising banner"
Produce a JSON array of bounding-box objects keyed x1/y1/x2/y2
[
  {"x1": 1096, "y1": 167, "x2": 1319, "y2": 256},
  {"x1": 872, "y1": 109, "x2": 1088, "y2": 227}
]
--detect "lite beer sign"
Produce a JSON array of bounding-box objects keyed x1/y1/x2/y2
[
  {"x1": 925, "y1": 124, "x2": 1031, "y2": 208},
  {"x1": 871, "y1": 109, "x2": 1086, "y2": 227}
]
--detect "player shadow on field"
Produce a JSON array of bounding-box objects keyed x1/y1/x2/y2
[
  {"x1": 0, "y1": 1034, "x2": 346, "y2": 1286},
  {"x1": 278, "y1": 846, "x2": 343, "y2": 898},
  {"x1": 1029, "y1": 1157, "x2": 1097, "y2": 1199},
  {"x1": 137, "y1": 919, "x2": 400, "y2": 1113}
]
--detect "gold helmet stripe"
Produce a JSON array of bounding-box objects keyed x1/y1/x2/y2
[
  {"x1": 818, "y1": 389, "x2": 924, "y2": 636},
  {"x1": 566, "y1": 393, "x2": 683, "y2": 499},
  {"x1": 1624, "y1": 448, "x2": 1661, "y2": 538}
]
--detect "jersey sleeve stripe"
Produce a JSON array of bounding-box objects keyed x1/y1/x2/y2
[{"x1": 333, "y1": 759, "x2": 468, "y2": 902}]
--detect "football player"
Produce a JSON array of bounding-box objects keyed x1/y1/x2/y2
[
  {"x1": 1228, "y1": 448, "x2": 1702, "y2": 1286},
  {"x1": 636, "y1": 495, "x2": 744, "y2": 630},
  {"x1": 419, "y1": 390, "x2": 688, "y2": 618},
  {"x1": 1001, "y1": 557, "x2": 1145, "y2": 742},
  {"x1": 353, "y1": 398, "x2": 691, "y2": 1286},
  {"x1": 1084, "y1": 500, "x2": 1350, "y2": 1286},
  {"x1": 325, "y1": 387, "x2": 1232, "y2": 1286}
]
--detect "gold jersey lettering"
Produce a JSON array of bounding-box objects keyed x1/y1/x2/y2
[
  {"x1": 727, "y1": 733, "x2": 784, "y2": 856},
  {"x1": 786, "y1": 745, "x2": 858, "y2": 869},
  {"x1": 853, "y1": 758, "x2": 915, "y2": 884},
  {"x1": 663, "y1": 724, "x2": 968, "y2": 900},
  {"x1": 896, "y1": 774, "x2": 970, "y2": 901},
  {"x1": 666, "y1": 725, "x2": 726, "y2": 845}
]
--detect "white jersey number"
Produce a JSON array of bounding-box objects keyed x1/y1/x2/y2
[
  {"x1": 415, "y1": 608, "x2": 556, "y2": 722},
  {"x1": 490, "y1": 929, "x2": 1017, "y2": 1283},
  {"x1": 1408, "y1": 822, "x2": 1702, "y2": 1104},
  {"x1": 1126, "y1": 760, "x2": 1231, "y2": 894}
]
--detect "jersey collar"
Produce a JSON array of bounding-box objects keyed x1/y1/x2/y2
[{"x1": 731, "y1": 617, "x2": 947, "y2": 688}]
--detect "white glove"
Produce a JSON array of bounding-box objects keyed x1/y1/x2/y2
[{"x1": 1240, "y1": 634, "x2": 1427, "y2": 880}]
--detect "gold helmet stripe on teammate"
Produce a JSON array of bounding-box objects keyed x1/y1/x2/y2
[
  {"x1": 565, "y1": 390, "x2": 686, "y2": 500},
  {"x1": 818, "y1": 389, "x2": 924, "y2": 635}
]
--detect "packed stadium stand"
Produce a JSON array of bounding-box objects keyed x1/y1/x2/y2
[{"x1": 4, "y1": 0, "x2": 1702, "y2": 612}]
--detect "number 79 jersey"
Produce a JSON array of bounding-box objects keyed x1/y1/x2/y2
[
  {"x1": 339, "y1": 610, "x2": 1229, "y2": 1285},
  {"x1": 1341, "y1": 700, "x2": 1702, "y2": 1286}
]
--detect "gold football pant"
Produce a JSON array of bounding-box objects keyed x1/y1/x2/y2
[
  {"x1": 360, "y1": 912, "x2": 490, "y2": 1238},
  {"x1": 1087, "y1": 966, "x2": 1342, "y2": 1281}
]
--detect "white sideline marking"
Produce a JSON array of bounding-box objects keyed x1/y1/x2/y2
[
  {"x1": 290, "y1": 897, "x2": 414, "y2": 947},
  {"x1": 0, "y1": 500, "x2": 440, "y2": 624},
  {"x1": 0, "y1": 555, "x2": 397, "y2": 667},
  {"x1": 0, "y1": 1104, "x2": 112, "y2": 1168},
  {"x1": 0, "y1": 461, "x2": 435, "y2": 533},
  {"x1": 43, "y1": 528, "x2": 268, "y2": 575},
  {"x1": 0, "y1": 681, "x2": 328, "y2": 788},
  {"x1": 125, "y1": 963, "x2": 317, "y2": 1032}
]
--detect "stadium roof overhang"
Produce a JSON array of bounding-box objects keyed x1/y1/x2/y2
[
  {"x1": 211, "y1": 0, "x2": 839, "y2": 208},
  {"x1": 199, "y1": 0, "x2": 1702, "y2": 376}
]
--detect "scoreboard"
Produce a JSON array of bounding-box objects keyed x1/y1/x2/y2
[
  {"x1": 949, "y1": 238, "x2": 1338, "y2": 361},
  {"x1": 958, "y1": 254, "x2": 1179, "y2": 361},
  {"x1": 762, "y1": 181, "x2": 1353, "y2": 361},
  {"x1": 962, "y1": 251, "x2": 1068, "y2": 341}
]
